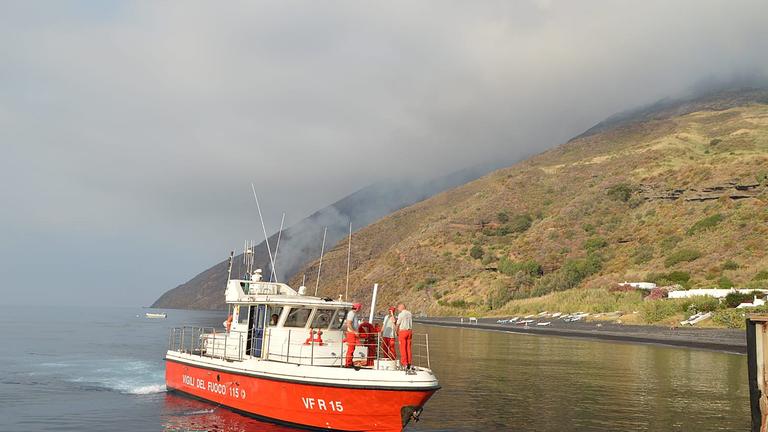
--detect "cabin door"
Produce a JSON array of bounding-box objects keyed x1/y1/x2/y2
[{"x1": 247, "y1": 304, "x2": 267, "y2": 358}]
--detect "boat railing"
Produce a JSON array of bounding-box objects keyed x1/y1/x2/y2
[
  {"x1": 412, "y1": 333, "x2": 431, "y2": 370},
  {"x1": 261, "y1": 328, "x2": 432, "y2": 370},
  {"x1": 167, "y1": 326, "x2": 431, "y2": 370},
  {"x1": 167, "y1": 326, "x2": 245, "y2": 361},
  {"x1": 366, "y1": 332, "x2": 431, "y2": 370}
]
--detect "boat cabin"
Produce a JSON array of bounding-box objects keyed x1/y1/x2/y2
[{"x1": 188, "y1": 273, "x2": 371, "y2": 367}]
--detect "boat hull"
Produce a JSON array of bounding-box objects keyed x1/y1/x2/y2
[{"x1": 165, "y1": 359, "x2": 437, "y2": 431}]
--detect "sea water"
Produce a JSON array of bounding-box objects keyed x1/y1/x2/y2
[{"x1": 0, "y1": 305, "x2": 751, "y2": 431}]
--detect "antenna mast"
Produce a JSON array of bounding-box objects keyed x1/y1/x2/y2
[
  {"x1": 270, "y1": 212, "x2": 285, "y2": 282},
  {"x1": 245, "y1": 240, "x2": 254, "y2": 276},
  {"x1": 241, "y1": 240, "x2": 247, "y2": 278},
  {"x1": 225, "y1": 250, "x2": 234, "y2": 290},
  {"x1": 314, "y1": 226, "x2": 327, "y2": 296},
  {"x1": 345, "y1": 221, "x2": 352, "y2": 301},
  {"x1": 251, "y1": 183, "x2": 276, "y2": 279}
]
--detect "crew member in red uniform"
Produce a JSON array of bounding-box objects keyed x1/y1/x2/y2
[
  {"x1": 395, "y1": 303, "x2": 414, "y2": 371},
  {"x1": 357, "y1": 317, "x2": 376, "y2": 366},
  {"x1": 344, "y1": 303, "x2": 362, "y2": 367}
]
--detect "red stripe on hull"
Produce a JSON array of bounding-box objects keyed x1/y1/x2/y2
[{"x1": 165, "y1": 359, "x2": 437, "y2": 431}]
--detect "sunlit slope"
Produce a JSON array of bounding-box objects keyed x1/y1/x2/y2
[{"x1": 294, "y1": 99, "x2": 768, "y2": 315}]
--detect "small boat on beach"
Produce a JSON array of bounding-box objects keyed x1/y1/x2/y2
[
  {"x1": 680, "y1": 312, "x2": 712, "y2": 326},
  {"x1": 146, "y1": 313, "x2": 167, "y2": 319}
]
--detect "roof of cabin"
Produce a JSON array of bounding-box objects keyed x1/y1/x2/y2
[
  {"x1": 228, "y1": 295, "x2": 352, "y2": 308},
  {"x1": 226, "y1": 278, "x2": 354, "y2": 308}
]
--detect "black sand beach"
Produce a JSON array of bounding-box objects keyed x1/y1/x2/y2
[{"x1": 416, "y1": 316, "x2": 746, "y2": 354}]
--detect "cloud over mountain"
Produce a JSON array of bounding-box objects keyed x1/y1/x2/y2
[{"x1": 1, "y1": 1, "x2": 766, "y2": 306}]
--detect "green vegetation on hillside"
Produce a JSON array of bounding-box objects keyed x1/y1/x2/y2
[
  {"x1": 606, "y1": 183, "x2": 637, "y2": 202},
  {"x1": 664, "y1": 249, "x2": 703, "y2": 268},
  {"x1": 497, "y1": 258, "x2": 542, "y2": 277},
  {"x1": 646, "y1": 271, "x2": 691, "y2": 287},
  {"x1": 293, "y1": 97, "x2": 768, "y2": 326},
  {"x1": 687, "y1": 213, "x2": 724, "y2": 235}
]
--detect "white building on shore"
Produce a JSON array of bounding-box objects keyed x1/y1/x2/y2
[{"x1": 667, "y1": 288, "x2": 768, "y2": 299}]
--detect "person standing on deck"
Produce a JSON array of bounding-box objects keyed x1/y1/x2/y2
[
  {"x1": 344, "y1": 303, "x2": 362, "y2": 367},
  {"x1": 357, "y1": 317, "x2": 376, "y2": 366},
  {"x1": 395, "y1": 303, "x2": 413, "y2": 371},
  {"x1": 381, "y1": 307, "x2": 397, "y2": 360}
]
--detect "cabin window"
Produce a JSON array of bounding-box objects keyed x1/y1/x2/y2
[
  {"x1": 240, "y1": 282, "x2": 250, "y2": 294},
  {"x1": 237, "y1": 305, "x2": 249, "y2": 325},
  {"x1": 310, "y1": 309, "x2": 335, "y2": 329},
  {"x1": 283, "y1": 307, "x2": 311, "y2": 328},
  {"x1": 330, "y1": 309, "x2": 349, "y2": 329},
  {"x1": 267, "y1": 306, "x2": 283, "y2": 327}
]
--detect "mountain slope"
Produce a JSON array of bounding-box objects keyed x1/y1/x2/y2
[
  {"x1": 573, "y1": 87, "x2": 768, "y2": 140},
  {"x1": 291, "y1": 89, "x2": 768, "y2": 316},
  {"x1": 151, "y1": 162, "x2": 504, "y2": 309}
]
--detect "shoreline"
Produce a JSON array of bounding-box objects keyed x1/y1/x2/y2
[{"x1": 415, "y1": 317, "x2": 746, "y2": 354}]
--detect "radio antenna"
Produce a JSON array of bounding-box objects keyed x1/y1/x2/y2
[
  {"x1": 270, "y1": 212, "x2": 285, "y2": 282},
  {"x1": 225, "y1": 250, "x2": 234, "y2": 290},
  {"x1": 251, "y1": 183, "x2": 276, "y2": 280},
  {"x1": 245, "y1": 240, "x2": 254, "y2": 276},
  {"x1": 240, "y1": 240, "x2": 246, "y2": 278},
  {"x1": 314, "y1": 226, "x2": 327, "y2": 296},
  {"x1": 345, "y1": 221, "x2": 352, "y2": 301}
]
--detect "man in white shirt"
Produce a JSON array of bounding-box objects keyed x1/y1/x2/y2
[
  {"x1": 380, "y1": 307, "x2": 397, "y2": 360},
  {"x1": 395, "y1": 303, "x2": 413, "y2": 370},
  {"x1": 344, "y1": 303, "x2": 361, "y2": 367}
]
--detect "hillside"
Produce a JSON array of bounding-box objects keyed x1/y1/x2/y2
[
  {"x1": 151, "y1": 163, "x2": 503, "y2": 309},
  {"x1": 291, "y1": 89, "x2": 768, "y2": 320}
]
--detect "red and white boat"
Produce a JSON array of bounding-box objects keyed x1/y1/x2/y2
[{"x1": 165, "y1": 266, "x2": 440, "y2": 431}]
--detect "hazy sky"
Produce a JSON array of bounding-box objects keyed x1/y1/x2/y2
[{"x1": 1, "y1": 1, "x2": 766, "y2": 307}]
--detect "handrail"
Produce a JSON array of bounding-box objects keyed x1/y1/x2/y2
[
  {"x1": 167, "y1": 326, "x2": 244, "y2": 361},
  {"x1": 167, "y1": 326, "x2": 432, "y2": 369}
]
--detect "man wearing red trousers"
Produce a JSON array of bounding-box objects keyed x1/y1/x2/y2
[
  {"x1": 395, "y1": 303, "x2": 413, "y2": 372},
  {"x1": 344, "y1": 303, "x2": 361, "y2": 367}
]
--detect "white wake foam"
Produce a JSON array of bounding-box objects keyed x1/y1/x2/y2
[
  {"x1": 125, "y1": 383, "x2": 166, "y2": 395},
  {"x1": 38, "y1": 358, "x2": 166, "y2": 396}
]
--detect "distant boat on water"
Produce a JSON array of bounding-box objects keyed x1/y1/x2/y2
[{"x1": 145, "y1": 312, "x2": 167, "y2": 319}]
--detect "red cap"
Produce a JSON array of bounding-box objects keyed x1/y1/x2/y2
[
  {"x1": 388, "y1": 307, "x2": 396, "y2": 313},
  {"x1": 352, "y1": 303, "x2": 362, "y2": 310}
]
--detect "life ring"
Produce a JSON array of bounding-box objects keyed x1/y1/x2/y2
[{"x1": 225, "y1": 315, "x2": 233, "y2": 332}]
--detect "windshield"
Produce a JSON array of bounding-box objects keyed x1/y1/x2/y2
[
  {"x1": 283, "y1": 307, "x2": 312, "y2": 328},
  {"x1": 310, "y1": 309, "x2": 335, "y2": 328},
  {"x1": 330, "y1": 309, "x2": 349, "y2": 330}
]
